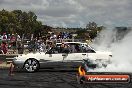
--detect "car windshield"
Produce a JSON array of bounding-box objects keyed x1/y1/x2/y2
[
  {"x1": 56, "y1": 42, "x2": 96, "y2": 53},
  {"x1": 88, "y1": 44, "x2": 96, "y2": 51}
]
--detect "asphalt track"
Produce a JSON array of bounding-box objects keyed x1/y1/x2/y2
[{"x1": 0, "y1": 69, "x2": 132, "y2": 88}]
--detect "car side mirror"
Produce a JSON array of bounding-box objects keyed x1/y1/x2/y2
[
  {"x1": 46, "y1": 50, "x2": 52, "y2": 54},
  {"x1": 87, "y1": 49, "x2": 96, "y2": 53}
]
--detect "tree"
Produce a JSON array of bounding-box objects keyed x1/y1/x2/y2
[
  {"x1": 0, "y1": 9, "x2": 43, "y2": 38},
  {"x1": 86, "y1": 22, "x2": 97, "y2": 30},
  {"x1": 85, "y1": 22, "x2": 103, "y2": 39}
]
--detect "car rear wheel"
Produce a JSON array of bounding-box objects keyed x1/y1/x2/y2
[{"x1": 24, "y1": 58, "x2": 39, "y2": 72}]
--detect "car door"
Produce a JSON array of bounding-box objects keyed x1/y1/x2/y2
[
  {"x1": 40, "y1": 47, "x2": 63, "y2": 68},
  {"x1": 62, "y1": 44, "x2": 88, "y2": 67},
  {"x1": 84, "y1": 46, "x2": 97, "y2": 60}
]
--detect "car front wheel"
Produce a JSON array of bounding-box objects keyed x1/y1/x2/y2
[{"x1": 24, "y1": 58, "x2": 39, "y2": 72}]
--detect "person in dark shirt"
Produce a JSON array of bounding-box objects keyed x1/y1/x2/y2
[
  {"x1": 59, "y1": 43, "x2": 65, "y2": 53},
  {"x1": 17, "y1": 42, "x2": 23, "y2": 54},
  {"x1": 60, "y1": 43, "x2": 70, "y2": 53}
]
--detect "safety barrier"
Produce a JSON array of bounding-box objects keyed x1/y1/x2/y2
[
  {"x1": 0, "y1": 54, "x2": 17, "y2": 76},
  {"x1": 0, "y1": 54, "x2": 18, "y2": 64}
]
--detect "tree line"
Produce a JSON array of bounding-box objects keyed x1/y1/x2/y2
[
  {"x1": 0, "y1": 9, "x2": 102, "y2": 40},
  {"x1": 75, "y1": 22, "x2": 103, "y2": 40},
  {"x1": 0, "y1": 9, "x2": 43, "y2": 38}
]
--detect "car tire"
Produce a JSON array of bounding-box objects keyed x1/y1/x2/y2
[{"x1": 24, "y1": 58, "x2": 40, "y2": 72}]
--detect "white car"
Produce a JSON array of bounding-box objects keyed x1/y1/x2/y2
[{"x1": 13, "y1": 42, "x2": 112, "y2": 72}]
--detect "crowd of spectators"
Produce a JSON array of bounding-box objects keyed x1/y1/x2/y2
[
  {"x1": 49, "y1": 32, "x2": 72, "y2": 40},
  {"x1": 27, "y1": 32, "x2": 74, "y2": 54},
  {"x1": 0, "y1": 32, "x2": 21, "y2": 54},
  {"x1": 0, "y1": 32, "x2": 73, "y2": 54}
]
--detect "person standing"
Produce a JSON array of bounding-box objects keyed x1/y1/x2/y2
[
  {"x1": 17, "y1": 42, "x2": 23, "y2": 54},
  {"x1": 10, "y1": 34, "x2": 16, "y2": 53},
  {"x1": 0, "y1": 34, "x2": 2, "y2": 45},
  {"x1": 59, "y1": 42, "x2": 65, "y2": 53},
  {"x1": 1, "y1": 33, "x2": 7, "y2": 41},
  {"x1": 0, "y1": 46, "x2": 4, "y2": 54},
  {"x1": 1, "y1": 41, "x2": 8, "y2": 54}
]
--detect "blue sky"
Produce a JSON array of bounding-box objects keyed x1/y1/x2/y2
[{"x1": 0, "y1": 0, "x2": 132, "y2": 28}]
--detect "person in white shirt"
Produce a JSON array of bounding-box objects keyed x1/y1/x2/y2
[{"x1": 1, "y1": 33, "x2": 7, "y2": 41}]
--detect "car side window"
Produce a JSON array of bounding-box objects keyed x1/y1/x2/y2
[
  {"x1": 55, "y1": 43, "x2": 96, "y2": 53},
  {"x1": 69, "y1": 44, "x2": 82, "y2": 53},
  {"x1": 85, "y1": 49, "x2": 96, "y2": 53},
  {"x1": 82, "y1": 46, "x2": 96, "y2": 53},
  {"x1": 46, "y1": 47, "x2": 59, "y2": 54}
]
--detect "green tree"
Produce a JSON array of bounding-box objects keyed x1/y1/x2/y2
[
  {"x1": 86, "y1": 22, "x2": 102, "y2": 39},
  {"x1": 0, "y1": 9, "x2": 43, "y2": 38}
]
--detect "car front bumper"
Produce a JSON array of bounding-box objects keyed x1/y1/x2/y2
[{"x1": 12, "y1": 59, "x2": 25, "y2": 69}]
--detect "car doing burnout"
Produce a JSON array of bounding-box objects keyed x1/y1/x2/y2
[{"x1": 13, "y1": 42, "x2": 112, "y2": 72}]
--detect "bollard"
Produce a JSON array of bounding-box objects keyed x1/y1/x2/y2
[{"x1": 9, "y1": 63, "x2": 14, "y2": 76}]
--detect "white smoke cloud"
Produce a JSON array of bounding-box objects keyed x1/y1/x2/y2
[
  {"x1": 91, "y1": 28, "x2": 117, "y2": 51},
  {"x1": 91, "y1": 28, "x2": 132, "y2": 72}
]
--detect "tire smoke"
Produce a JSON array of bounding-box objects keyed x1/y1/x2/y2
[{"x1": 91, "y1": 28, "x2": 132, "y2": 72}]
